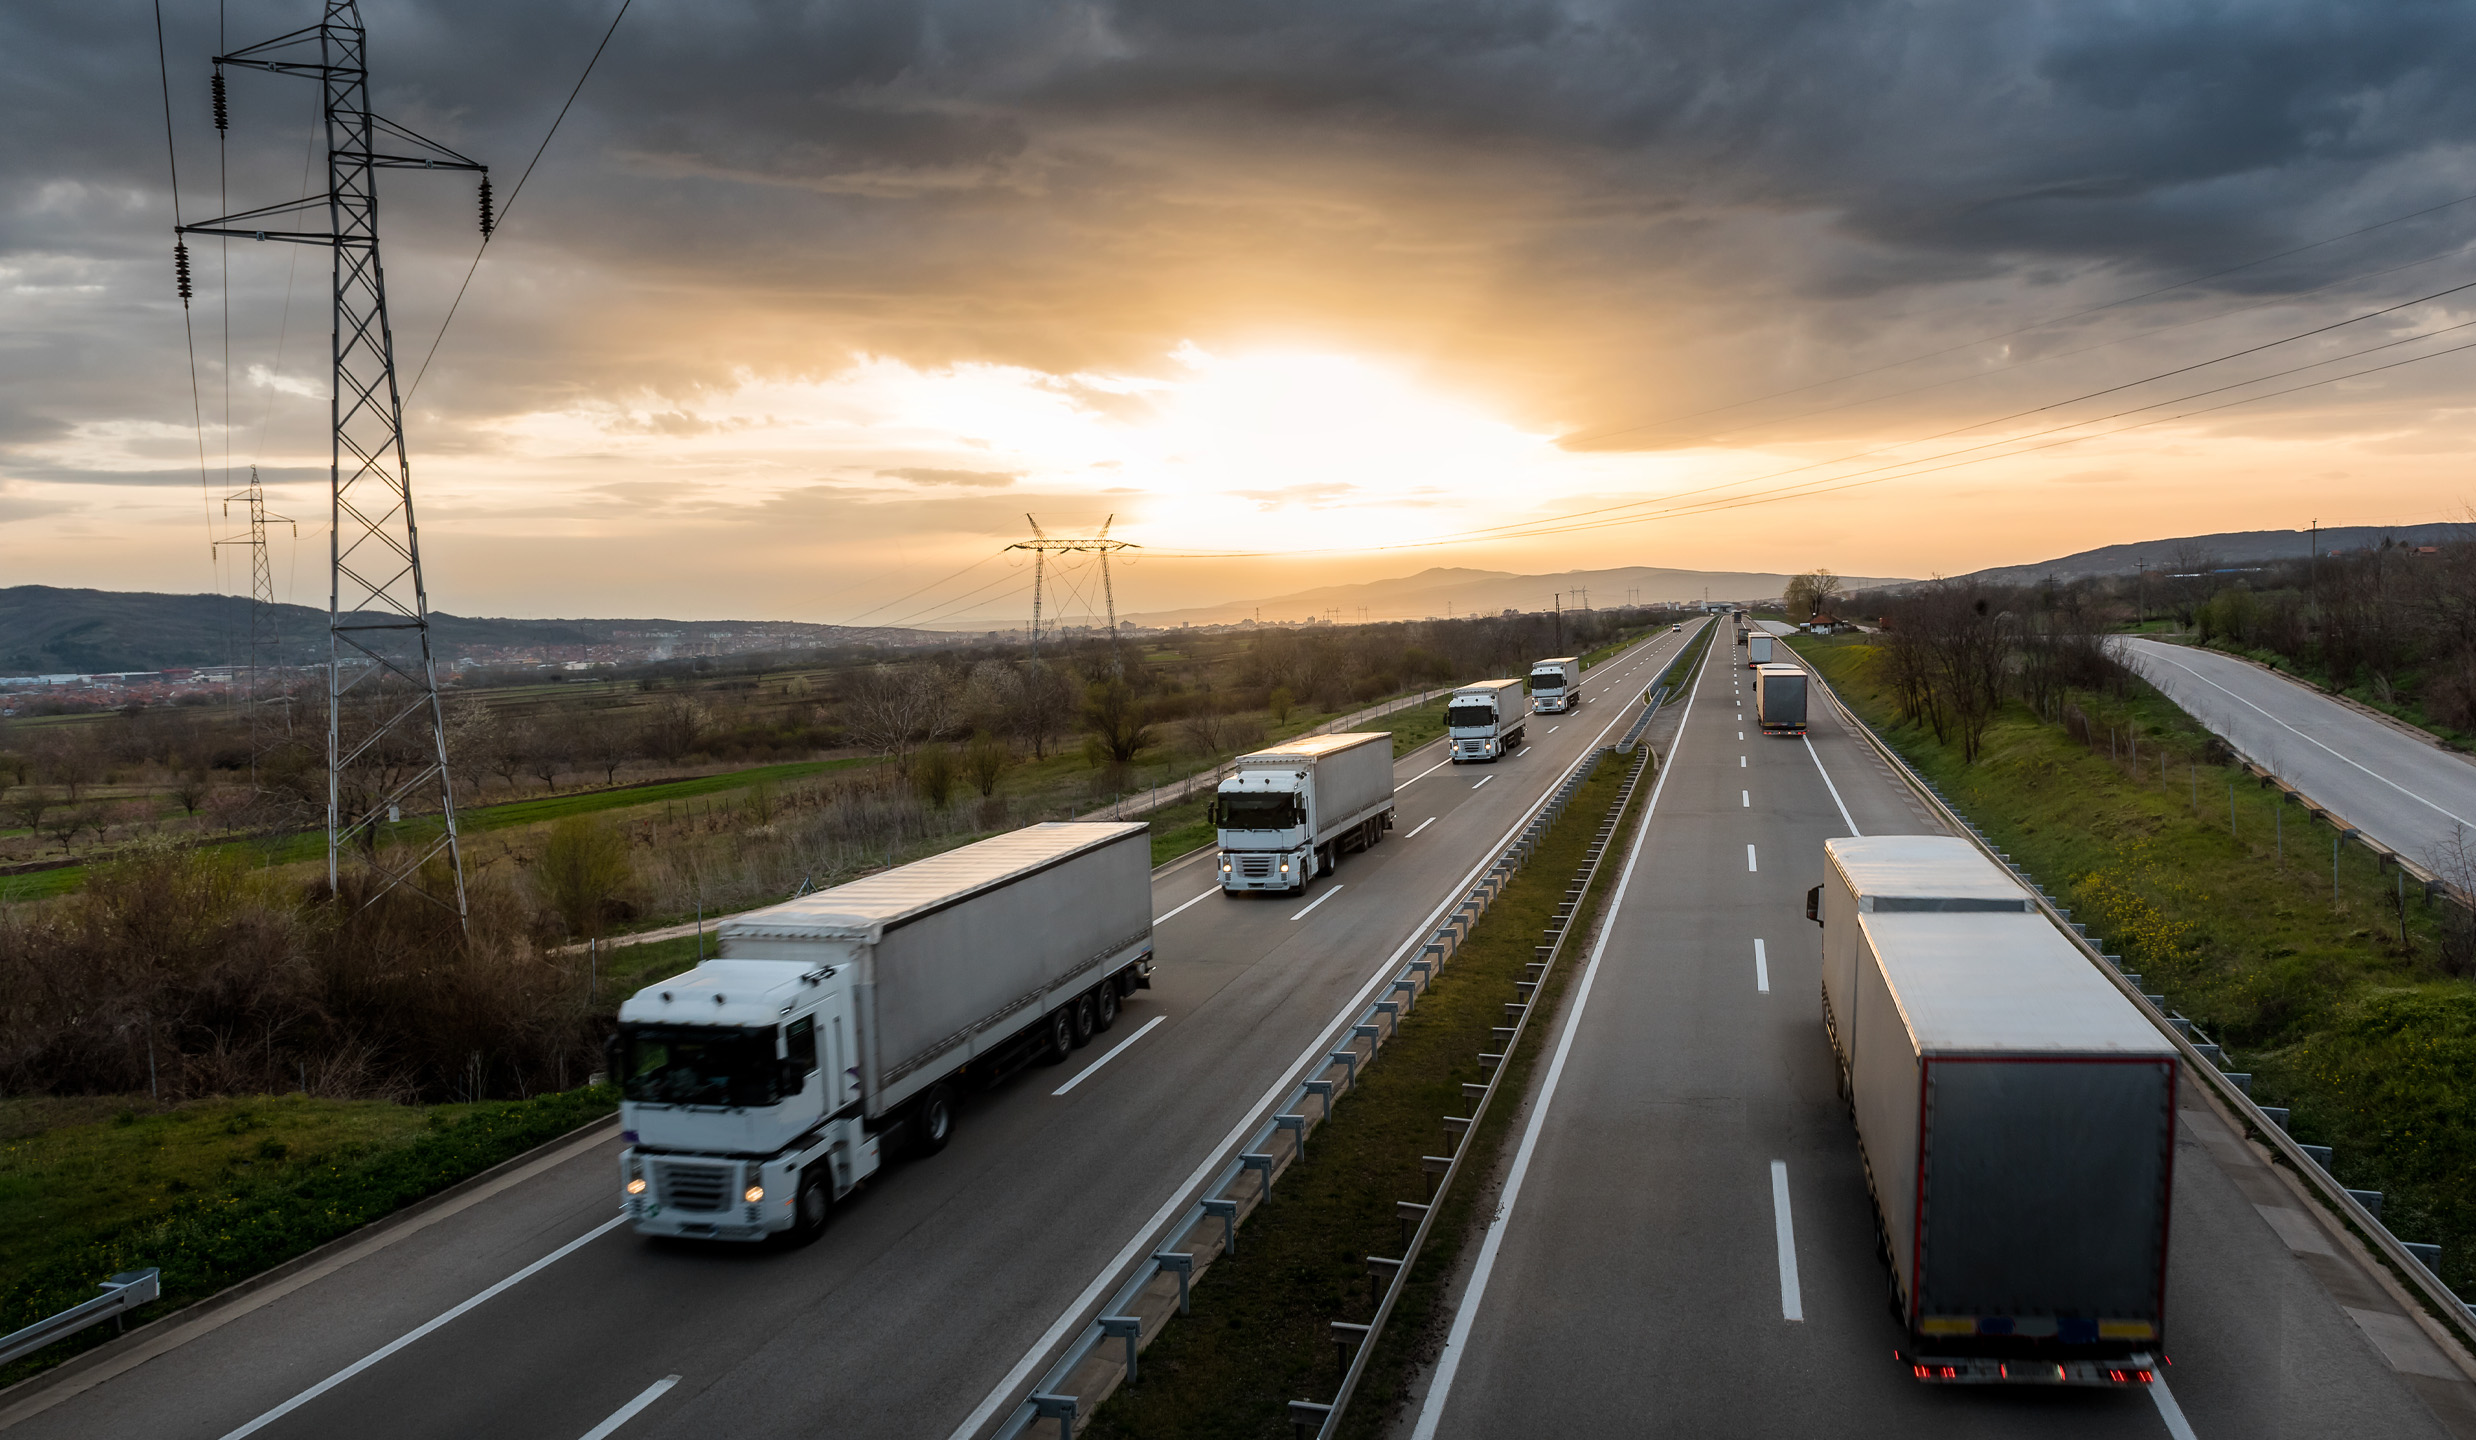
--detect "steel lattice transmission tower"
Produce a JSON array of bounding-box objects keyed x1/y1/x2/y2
[
  {"x1": 179, "y1": 1, "x2": 489, "y2": 915},
  {"x1": 210, "y1": 465, "x2": 298, "y2": 773},
  {"x1": 1007, "y1": 514, "x2": 1138, "y2": 669}
]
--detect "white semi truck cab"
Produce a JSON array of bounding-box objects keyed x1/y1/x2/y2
[
  {"x1": 1528, "y1": 657, "x2": 1581, "y2": 713},
  {"x1": 1213, "y1": 732, "x2": 1396, "y2": 893},
  {"x1": 1448, "y1": 679, "x2": 1528, "y2": 762}
]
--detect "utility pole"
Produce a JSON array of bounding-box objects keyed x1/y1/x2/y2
[
  {"x1": 210, "y1": 464, "x2": 296, "y2": 785},
  {"x1": 1553, "y1": 593, "x2": 1563, "y2": 652},
  {"x1": 1009, "y1": 514, "x2": 1137, "y2": 673},
  {"x1": 182, "y1": 1, "x2": 487, "y2": 918}
]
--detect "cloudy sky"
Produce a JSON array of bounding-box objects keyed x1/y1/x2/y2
[{"x1": 6, "y1": 0, "x2": 2475, "y2": 626}]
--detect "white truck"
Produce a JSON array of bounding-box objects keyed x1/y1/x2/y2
[
  {"x1": 1447, "y1": 678, "x2": 1529, "y2": 763},
  {"x1": 1528, "y1": 656, "x2": 1581, "y2": 714},
  {"x1": 1211, "y1": 732, "x2": 1396, "y2": 893},
  {"x1": 1808, "y1": 836, "x2": 2032, "y2": 1084},
  {"x1": 1747, "y1": 632, "x2": 1775, "y2": 666},
  {"x1": 609, "y1": 822, "x2": 1154, "y2": 1243},
  {"x1": 1753, "y1": 663, "x2": 1808, "y2": 734}
]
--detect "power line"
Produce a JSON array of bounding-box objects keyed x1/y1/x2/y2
[
  {"x1": 404, "y1": 0, "x2": 633, "y2": 403},
  {"x1": 153, "y1": 0, "x2": 213, "y2": 559}
]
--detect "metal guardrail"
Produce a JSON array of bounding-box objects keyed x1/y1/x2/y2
[
  {"x1": 1799, "y1": 658, "x2": 2476, "y2": 1356},
  {"x1": 0, "y1": 1269, "x2": 160, "y2": 1368},
  {"x1": 992, "y1": 644, "x2": 1673, "y2": 1438},
  {"x1": 1294, "y1": 741, "x2": 1655, "y2": 1439}
]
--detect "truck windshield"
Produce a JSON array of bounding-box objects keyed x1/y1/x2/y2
[
  {"x1": 1220, "y1": 792, "x2": 1302, "y2": 829},
  {"x1": 1529, "y1": 674, "x2": 1563, "y2": 689},
  {"x1": 1447, "y1": 702, "x2": 1496, "y2": 728},
  {"x1": 618, "y1": 1024, "x2": 782, "y2": 1107}
]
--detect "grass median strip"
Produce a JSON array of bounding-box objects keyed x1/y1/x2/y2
[{"x1": 1085, "y1": 747, "x2": 1650, "y2": 1440}]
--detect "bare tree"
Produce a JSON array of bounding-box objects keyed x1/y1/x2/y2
[
  {"x1": 1011, "y1": 661, "x2": 1076, "y2": 761},
  {"x1": 845, "y1": 664, "x2": 950, "y2": 771}
]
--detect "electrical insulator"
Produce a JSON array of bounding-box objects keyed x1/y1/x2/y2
[
  {"x1": 212, "y1": 70, "x2": 229, "y2": 131},
  {"x1": 477, "y1": 175, "x2": 494, "y2": 238},
  {"x1": 174, "y1": 242, "x2": 193, "y2": 306}
]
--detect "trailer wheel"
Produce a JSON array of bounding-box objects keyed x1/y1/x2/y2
[
  {"x1": 1041, "y1": 1009, "x2": 1075, "y2": 1065},
  {"x1": 786, "y1": 1165, "x2": 831, "y2": 1245},
  {"x1": 1092, "y1": 982, "x2": 1121, "y2": 1034},
  {"x1": 914, "y1": 1084, "x2": 956, "y2": 1156},
  {"x1": 1069, "y1": 992, "x2": 1098, "y2": 1048}
]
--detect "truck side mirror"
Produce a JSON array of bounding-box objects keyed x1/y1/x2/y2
[
  {"x1": 602, "y1": 1032, "x2": 625, "y2": 1084},
  {"x1": 1205, "y1": 802, "x2": 1219, "y2": 825},
  {"x1": 1805, "y1": 885, "x2": 1823, "y2": 926}
]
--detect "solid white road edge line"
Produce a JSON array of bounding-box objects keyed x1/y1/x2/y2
[
  {"x1": 948, "y1": 633, "x2": 1663, "y2": 1440},
  {"x1": 217, "y1": 1215, "x2": 628, "y2": 1440},
  {"x1": 577, "y1": 1375, "x2": 681, "y2": 1440},
  {"x1": 1754, "y1": 938, "x2": 1769, "y2": 993},
  {"x1": 1053, "y1": 1015, "x2": 1169, "y2": 1096},
  {"x1": 1409, "y1": 625, "x2": 1705, "y2": 1440},
  {"x1": 1289, "y1": 884, "x2": 1345, "y2": 922},
  {"x1": 1406, "y1": 817, "x2": 1438, "y2": 839},
  {"x1": 1154, "y1": 887, "x2": 1218, "y2": 925},
  {"x1": 2150, "y1": 1373, "x2": 2201, "y2": 1440},
  {"x1": 1802, "y1": 735, "x2": 1861, "y2": 837},
  {"x1": 1771, "y1": 1161, "x2": 1804, "y2": 1322},
  {"x1": 1471, "y1": 775, "x2": 1493, "y2": 790}
]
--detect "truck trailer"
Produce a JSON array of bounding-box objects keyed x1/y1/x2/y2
[
  {"x1": 1528, "y1": 657, "x2": 1581, "y2": 714},
  {"x1": 1747, "y1": 632, "x2": 1775, "y2": 666},
  {"x1": 1753, "y1": 663, "x2": 1808, "y2": 734},
  {"x1": 1810, "y1": 835, "x2": 2032, "y2": 1080},
  {"x1": 610, "y1": 822, "x2": 1154, "y2": 1243},
  {"x1": 1211, "y1": 732, "x2": 1397, "y2": 893},
  {"x1": 1447, "y1": 678, "x2": 1528, "y2": 762},
  {"x1": 1841, "y1": 906, "x2": 2178, "y2": 1384}
]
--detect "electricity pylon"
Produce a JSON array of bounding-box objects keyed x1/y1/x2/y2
[
  {"x1": 179, "y1": 1, "x2": 488, "y2": 917},
  {"x1": 1008, "y1": 515, "x2": 1138, "y2": 671},
  {"x1": 210, "y1": 465, "x2": 298, "y2": 776}
]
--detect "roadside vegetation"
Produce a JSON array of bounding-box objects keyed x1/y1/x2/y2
[
  {"x1": 1792, "y1": 622, "x2": 2476, "y2": 1295},
  {"x1": 1087, "y1": 748, "x2": 1647, "y2": 1439}
]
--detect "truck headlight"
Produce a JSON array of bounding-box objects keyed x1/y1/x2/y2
[
  {"x1": 1278, "y1": 858, "x2": 1289, "y2": 871},
  {"x1": 745, "y1": 1185, "x2": 765, "y2": 1203},
  {"x1": 626, "y1": 1177, "x2": 647, "y2": 1195}
]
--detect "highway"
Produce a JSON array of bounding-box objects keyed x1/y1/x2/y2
[
  {"x1": 2116, "y1": 637, "x2": 2476, "y2": 874},
  {"x1": 0, "y1": 628, "x2": 1699, "y2": 1440},
  {"x1": 1404, "y1": 626, "x2": 2476, "y2": 1439}
]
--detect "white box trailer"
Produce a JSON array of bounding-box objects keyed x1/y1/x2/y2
[
  {"x1": 1213, "y1": 732, "x2": 1397, "y2": 892},
  {"x1": 1747, "y1": 632, "x2": 1775, "y2": 665},
  {"x1": 1845, "y1": 909, "x2": 2178, "y2": 1383},
  {"x1": 1448, "y1": 678, "x2": 1529, "y2": 762},
  {"x1": 1810, "y1": 836, "x2": 2032, "y2": 1075},
  {"x1": 611, "y1": 823, "x2": 1154, "y2": 1242},
  {"x1": 1753, "y1": 663, "x2": 1808, "y2": 734},
  {"x1": 1528, "y1": 656, "x2": 1581, "y2": 714}
]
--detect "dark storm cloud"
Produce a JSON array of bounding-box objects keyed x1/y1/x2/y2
[{"x1": 11, "y1": 0, "x2": 2476, "y2": 471}]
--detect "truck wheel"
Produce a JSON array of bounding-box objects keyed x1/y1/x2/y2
[
  {"x1": 1041, "y1": 1010, "x2": 1075, "y2": 1065},
  {"x1": 1092, "y1": 982, "x2": 1121, "y2": 1034},
  {"x1": 786, "y1": 1165, "x2": 831, "y2": 1245},
  {"x1": 1070, "y1": 992, "x2": 1098, "y2": 1048},
  {"x1": 914, "y1": 1084, "x2": 956, "y2": 1156}
]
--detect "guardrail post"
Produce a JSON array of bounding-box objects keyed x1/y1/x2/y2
[
  {"x1": 1441, "y1": 1115, "x2": 1471, "y2": 1151},
  {"x1": 1328, "y1": 1050, "x2": 1359, "y2": 1088},
  {"x1": 1421, "y1": 1154, "x2": 1452, "y2": 1199},
  {"x1": 1276, "y1": 1112, "x2": 1309, "y2": 1161},
  {"x1": 1029, "y1": 1391, "x2": 1077, "y2": 1437},
  {"x1": 1303, "y1": 1078, "x2": 1336, "y2": 1119},
  {"x1": 1153, "y1": 1250, "x2": 1195, "y2": 1315},
  {"x1": 1287, "y1": 1399, "x2": 1336, "y2": 1440},
  {"x1": 1329, "y1": 1320, "x2": 1370, "y2": 1376},
  {"x1": 1241, "y1": 1152, "x2": 1276, "y2": 1196},
  {"x1": 1396, "y1": 1199, "x2": 1430, "y2": 1250},
  {"x1": 1199, "y1": 1196, "x2": 1239, "y2": 1255},
  {"x1": 1098, "y1": 1314, "x2": 1143, "y2": 1383}
]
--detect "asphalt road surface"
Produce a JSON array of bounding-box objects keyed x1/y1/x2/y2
[
  {"x1": 2116, "y1": 637, "x2": 2476, "y2": 873},
  {"x1": 1403, "y1": 626, "x2": 2475, "y2": 1439},
  {"x1": 0, "y1": 629, "x2": 1699, "y2": 1440}
]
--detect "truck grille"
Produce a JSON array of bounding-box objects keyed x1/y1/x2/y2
[
  {"x1": 1238, "y1": 855, "x2": 1273, "y2": 878},
  {"x1": 657, "y1": 1161, "x2": 733, "y2": 1213}
]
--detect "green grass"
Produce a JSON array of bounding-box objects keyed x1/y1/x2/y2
[
  {"x1": 1789, "y1": 633, "x2": 2476, "y2": 1293},
  {"x1": 1086, "y1": 749, "x2": 1645, "y2": 1439},
  {"x1": 0, "y1": 1085, "x2": 616, "y2": 1385}
]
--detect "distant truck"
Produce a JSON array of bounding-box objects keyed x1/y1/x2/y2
[
  {"x1": 610, "y1": 823, "x2": 1154, "y2": 1243},
  {"x1": 1212, "y1": 732, "x2": 1397, "y2": 893},
  {"x1": 1528, "y1": 657, "x2": 1581, "y2": 713},
  {"x1": 1753, "y1": 663, "x2": 1807, "y2": 734},
  {"x1": 1747, "y1": 632, "x2": 1775, "y2": 666},
  {"x1": 1447, "y1": 679, "x2": 1528, "y2": 763}
]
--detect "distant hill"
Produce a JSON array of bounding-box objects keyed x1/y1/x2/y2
[
  {"x1": 0, "y1": 587, "x2": 947, "y2": 676},
  {"x1": 1122, "y1": 564, "x2": 1913, "y2": 628},
  {"x1": 1949, "y1": 523, "x2": 2471, "y2": 589}
]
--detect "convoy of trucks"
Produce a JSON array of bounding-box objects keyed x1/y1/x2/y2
[
  {"x1": 611, "y1": 822, "x2": 1155, "y2": 1243},
  {"x1": 1753, "y1": 663, "x2": 1808, "y2": 734},
  {"x1": 1528, "y1": 657, "x2": 1581, "y2": 713},
  {"x1": 1447, "y1": 678, "x2": 1530, "y2": 762},
  {"x1": 1210, "y1": 732, "x2": 1398, "y2": 893},
  {"x1": 1807, "y1": 836, "x2": 2178, "y2": 1385}
]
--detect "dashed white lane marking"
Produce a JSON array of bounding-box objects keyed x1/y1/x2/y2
[
  {"x1": 1400, "y1": 758, "x2": 1453, "y2": 788},
  {"x1": 1289, "y1": 884, "x2": 1345, "y2": 921},
  {"x1": 1739, "y1": 755, "x2": 1747, "y2": 768},
  {"x1": 1741, "y1": 790, "x2": 1749, "y2": 807},
  {"x1": 1471, "y1": 775, "x2": 1494, "y2": 790},
  {"x1": 1771, "y1": 1161, "x2": 1804, "y2": 1321},
  {"x1": 1746, "y1": 844, "x2": 1758, "y2": 872},
  {"x1": 1754, "y1": 938, "x2": 1769, "y2": 993},
  {"x1": 576, "y1": 1375, "x2": 681, "y2": 1440},
  {"x1": 1053, "y1": 1014, "x2": 1168, "y2": 1096},
  {"x1": 1405, "y1": 816, "x2": 1438, "y2": 838},
  {"x1": 1154, "y1": 887, "x2": 1218, "y2": 924}
]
